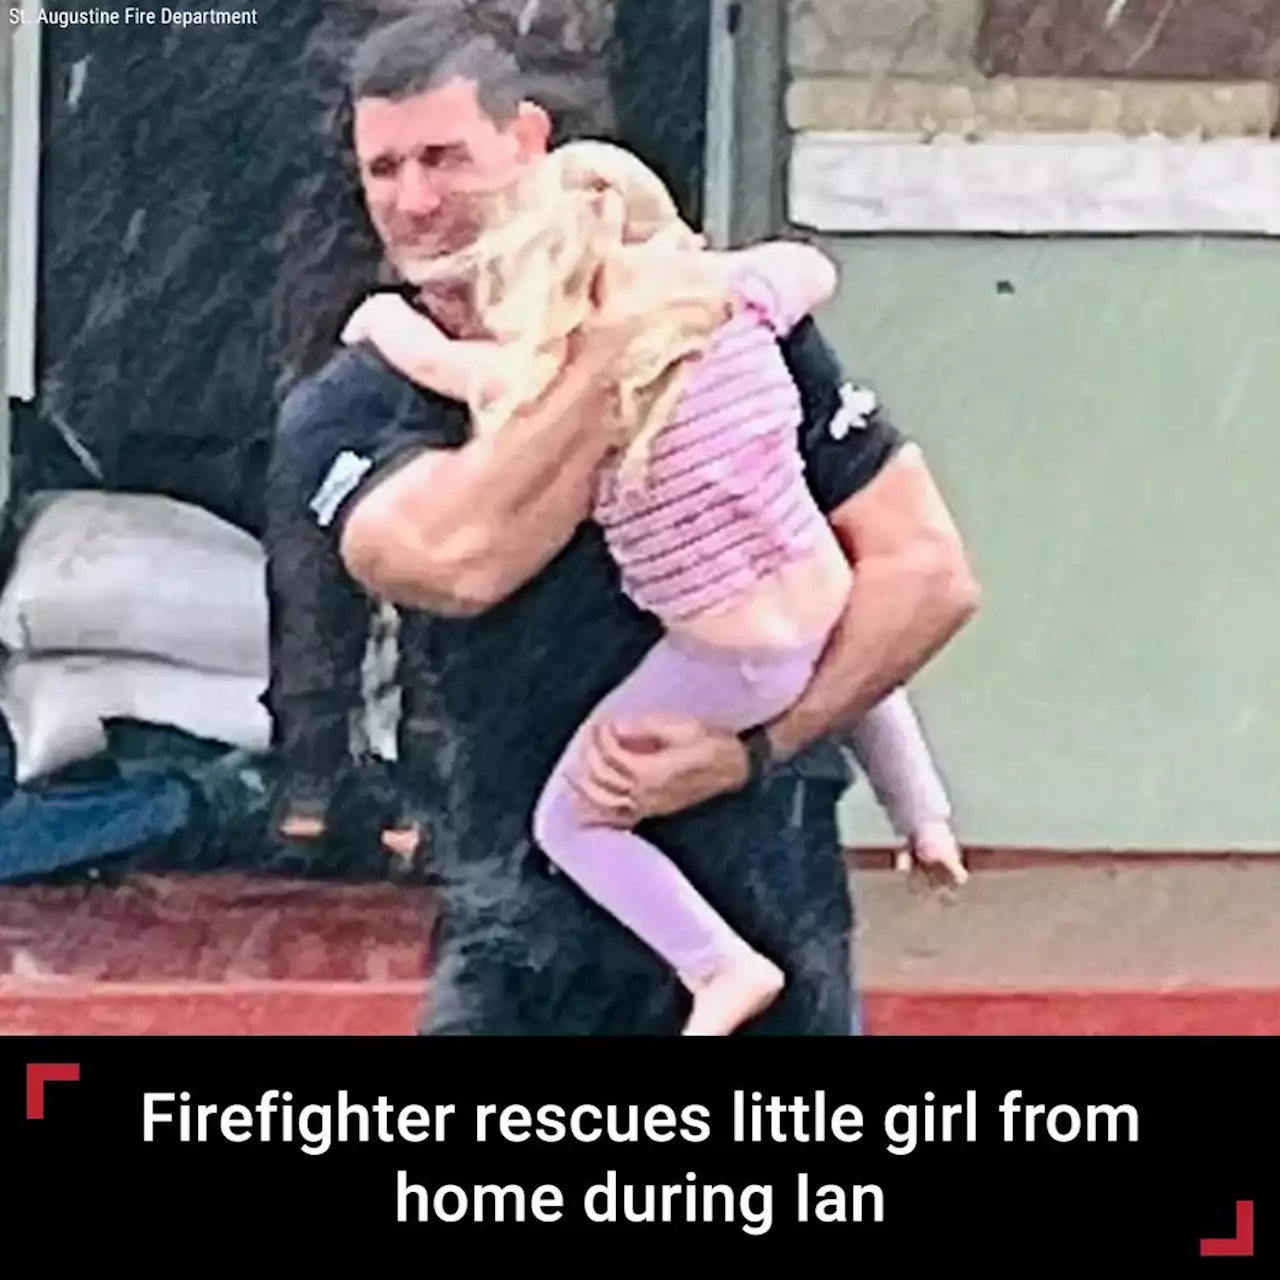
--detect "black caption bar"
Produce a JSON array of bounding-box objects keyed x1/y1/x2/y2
[{"x1": 5, "y1": 1037, "x2": 1272, "y2": 1262}]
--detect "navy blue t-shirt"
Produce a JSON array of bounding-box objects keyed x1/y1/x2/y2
[{"x1": 265, "y1": 317, "x2": 905, "y2": 1034}]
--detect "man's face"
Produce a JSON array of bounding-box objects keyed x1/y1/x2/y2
[{"x1": 353, "y1": 76, "x2": 549, "y2": 279}]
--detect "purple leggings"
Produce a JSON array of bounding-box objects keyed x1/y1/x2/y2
[{"x1": 532, "y1": 629, "x2": 827, "y2": 979}]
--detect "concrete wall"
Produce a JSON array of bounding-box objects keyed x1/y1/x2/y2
[
  {"x1": 785, "y1": 3, "x2": 1280, "y2": 851},
  {"x1": 787, "y1": 0, "x2": 1280, "y2": 139}
]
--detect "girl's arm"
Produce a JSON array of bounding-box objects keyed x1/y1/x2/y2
[
  {"x1": 342, "y1": 293, "x2": 507, "y2": 407},
  {"x1": 710, "y1": 240, "x2": 839, "y2": 337},
  {"x1": 843, "y1": 687, "x2": 952, "y2": 839}
]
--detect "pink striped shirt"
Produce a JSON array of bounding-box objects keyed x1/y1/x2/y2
[{"x1": 593, "y1": 261, "x2": 828, "y2": 622}]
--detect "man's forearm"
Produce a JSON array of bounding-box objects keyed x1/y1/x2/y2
[
  {"x1": 345, "y1": 340, "x2": 620, "y2": 613},
  {"x1": 463, "y1": 429, "x2": 603, "y2": 599},
  {"x1": 765, "y1": 543, "x2": 978, "y2": 763},
  {"x1": 407, "y1": 342, "x2": 614, "y2": 553},
  {"x1": 461, "y1": 360, "x2": 609, "y2": 519}
]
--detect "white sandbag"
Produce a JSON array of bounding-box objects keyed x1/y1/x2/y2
[
  {"x1": 0, "y1": 652, "x2": 270, "y2": 785},
  {"x1": 0, "y1": 490, "x2": 268, "y2": 677}
]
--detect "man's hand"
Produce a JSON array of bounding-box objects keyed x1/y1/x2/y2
[{"x1": 569, "y1": 713, "x2": 749, "y2": 826}]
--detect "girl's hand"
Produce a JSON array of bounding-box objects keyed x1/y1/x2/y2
[
  {"x1": 340, "y1": 293, "x2": 412, "y2": 347},
  {"x1": 904, "y1": 819, "x2": 969, "y2": 888}
]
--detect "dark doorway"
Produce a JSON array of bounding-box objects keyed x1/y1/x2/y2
[
  {"x1": 608, "y1": 0, "x2": 709, "y2": 227},
  {"x1": 19, "y1": 0, "x2": 710, "y2": 540},
  {"x1": 25, "y1": 1, "x2": 324, "y2": 537}
]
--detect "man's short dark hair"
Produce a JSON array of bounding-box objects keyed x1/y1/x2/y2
[{"x1": 347, "y1": 11, "x2": 525, "y2": 122}]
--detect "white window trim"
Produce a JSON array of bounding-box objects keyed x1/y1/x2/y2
[
  {"x1": 8, "y1": 10, "x2": 40, "y2": 400},
  {"x1": 789, "y1": 131, "x2": 1280, "y2": 236}
]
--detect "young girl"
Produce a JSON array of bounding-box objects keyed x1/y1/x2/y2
[{"x1": 342, "y1": 140, "x2": 956, "y2": 1034}]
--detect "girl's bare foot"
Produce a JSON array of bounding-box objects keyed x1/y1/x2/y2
[{"x1": 682, "y1": 951, "x2": 785, "y2": 1036}]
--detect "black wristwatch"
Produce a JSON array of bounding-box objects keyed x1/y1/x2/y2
[{"x1": 738, "y1": 724, "x2": 776, "y2": 783}]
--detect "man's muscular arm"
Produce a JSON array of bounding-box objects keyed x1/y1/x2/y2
[
  {"x1": 763, "y1": 441, "x2": 978, "y2": 763},
  {"x1": 340, "y1": 330, "x2": 625, "y2": 615},
  {"x1": 570, "y1": 443, "x2": 978, "y2": 822},
  {"x1": 568, "y1": 319, "x2": 980, "y2": 824}
]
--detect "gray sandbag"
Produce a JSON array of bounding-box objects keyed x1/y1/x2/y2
[
  {"x1": 0, "y1": 652, "x2": 270, "y2": 786},
  {"x1": 0, "y1": 490, "x2": 268, "y2": 677}
]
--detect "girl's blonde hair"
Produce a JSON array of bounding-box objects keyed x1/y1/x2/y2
[{"x1": 415, "y1": 140, "x2": 735, "y2": 486}]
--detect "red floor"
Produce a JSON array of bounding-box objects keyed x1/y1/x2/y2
[
  {"x1": 3, "y1": 982, "x2": 1277, "y2": 1035},
  {"x1": 0, "y1": 864, "x2": 1275, "y2": 1035}
]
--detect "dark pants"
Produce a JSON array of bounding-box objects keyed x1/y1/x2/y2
[{"x1": 420, "y1": 773, "x2": 858, "y2": 1036}]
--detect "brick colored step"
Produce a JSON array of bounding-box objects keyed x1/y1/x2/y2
[{"x1": 0, "y1": 863, "x2": 1276, "y2": 1035}]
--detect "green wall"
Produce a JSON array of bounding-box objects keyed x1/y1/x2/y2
[{"x1": 822, "y1": 236, "x2": 1280, "y2": 851}]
